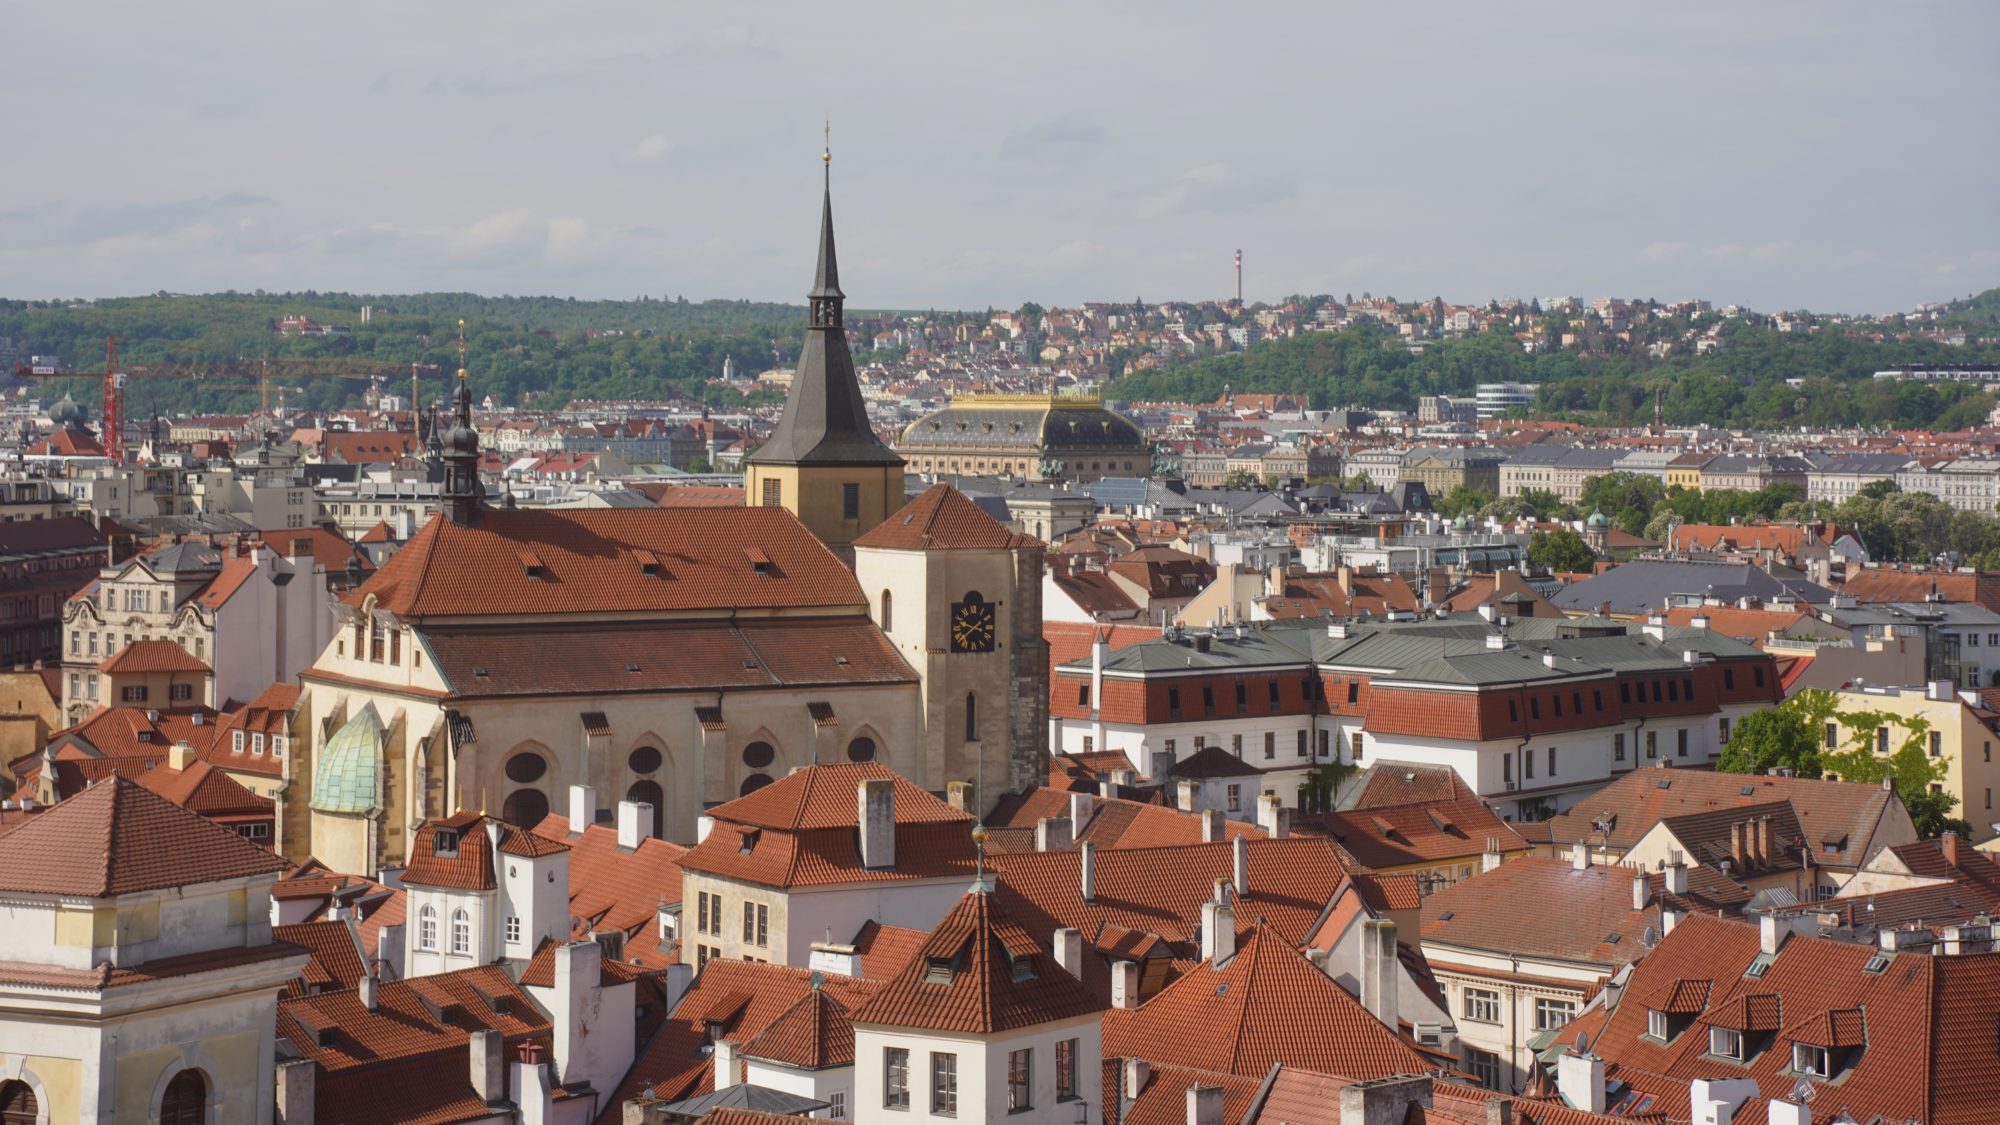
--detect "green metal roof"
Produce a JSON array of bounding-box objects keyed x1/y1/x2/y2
[{"x1": 310, "y1": 703, "x2": 385, "y2": 816}]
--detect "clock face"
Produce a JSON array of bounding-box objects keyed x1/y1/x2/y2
[{"x1": 950, "y1": 597, "x2": 996, "y2": 653}]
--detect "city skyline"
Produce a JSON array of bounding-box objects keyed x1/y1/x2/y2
[{"x1": 3, "y1": 2, "x2": 1995, "y2": 314}]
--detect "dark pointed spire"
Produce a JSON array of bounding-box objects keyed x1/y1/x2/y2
[{"x1": 747, "y1": 141, "x2": 902, "y2": 471}]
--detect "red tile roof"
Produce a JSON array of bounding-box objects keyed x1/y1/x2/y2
[
  {"x1": 97, "y1": 639, "x2": 211, "y2": 674},
  {"x1": 705, "y1": 761, "x2": 970, "y2": 831},
  {"x1": 351, "y1": 507, "x2": 864, "y2": 618},
  {"x1": 274, "y1": 920, "x2": 367, "y2": 998},
  {"x1": 134, "y1": 758, "x2": 273, "y2": 821},
  {"x1": 1103, "y1": 924, "x2": 1433, "y2": 1079},
  {"x1": 849, "y1": 889, "x2": 1103, "y2": 1034},
  {"x1": 1420, "y1": 857, "x2": 1663, "y2": 968},
  {"x1": 0, "y1": 776, "x2": 287, "y2": 897},
  {"x1": 853, "y1": 483, "x2": 1043, "y2": 551},
  {"x1": 403, "y1": 814, "x2": 569, "y2": 891},
  {"x1": 1542, "y1": 768, "x2": 1900, "y2": 870},
  {"x1": 1291, "y1": 791, "x2": 1530, "y2": 869},
  {"x1": 530, "y1": 814, "x2": 686, "y2": 962},
  {"x1": 742, "y1": 985, "x2": 856, "y2": 1069}
]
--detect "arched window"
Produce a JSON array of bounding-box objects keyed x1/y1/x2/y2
[
  {"x1": 965, "y1": 693, "x2": 978, "y2": 742},
  {"x1": 418, "y1": 905, "x2": 438, "y2": 949},
  {"x1": 159, "y1": 1070, "x2": 207, "y2": 1125},
  {"x1": 740, "y1": 773, "x2": 773, "y2": 796},
  {"x1": 0, "y1": 1080, "x2": 37, "y2": 1125},
  {"x1": 502, "y1": 788, "x2": 549, "y2": 827},
  {"x1": 742, "y1": 741, "x2": 775, "y2": 769},
  {"x1": 626, "y1": 780, "x2": 664, "y2": 838},
  {"x1": 880, "y1": 589, "x2": 893, "y2": 632},
  {"x1": 451, "y1": 908, "x2": 471, "y2": 954},
  {"x1": 847, "y1": 736, "x2": 877, "y2": 763}
]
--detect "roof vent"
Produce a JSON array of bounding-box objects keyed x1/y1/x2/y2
[
  {"x1": 626, "y1": 663, "x2": 641, "y2": 673},
  {"x1": 745, "y1": 547, "x2": 773, "y2": 574},
  {"x1": 472, "y1": 667, "x2": 488, "y2": 678}
]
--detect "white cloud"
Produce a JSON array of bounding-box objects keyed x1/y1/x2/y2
[
  {"x1": 620, "y1": 133, "x2": 674, "y2": 168},
  {"x1": 1135, "y1": 165, "x2": 1232, "y2": 221}
]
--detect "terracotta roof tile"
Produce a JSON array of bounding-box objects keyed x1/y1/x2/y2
[
  {"x1": 134, "y1": 758, "x2": 273, "y2": 820},
  {"x1": 1542, "y1": 768, "x2": 1895, "y2": 870},
  {"x1": 97, "y1": 638, "x2": 211, "y2": 674},
  {"x1": 1420, "y1": 858, "x2": 1661, "y2": 967},
  {"x1": 1103, "y1": 925, "x2": 1433, "y2": 1079},
  {"x1": 352, "y1": 507, "x2": 863, "y2": 618},
  {"x1": 849, "y1": 889, "x2": 1103, "y2": 1034},
  {"x1": 742, "y1": 985, "x2": 856, "y2": 1068},
  {"x1": 853, "y1": 484, "x2": 1042, "y2": 551},
  {"x1": 531, "y1": 815, "x2": 686, "y2": 944},
  {"x1": 274, "y1": 920, "x2": 367, "y2": 998},
  {"x1": 0, "y1": 776, "x2": 287, "y2": 897}
]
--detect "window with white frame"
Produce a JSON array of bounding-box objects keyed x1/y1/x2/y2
[
  {"x1": 252, "y1": 733, "x2": 265, "y2": 755},
  {"x1": 829, "y1": 1091, "x2": 845, "y2": 1120},
  {"x1": 1463, "y1": 988, "x2": 1500, "y2": 1023},
  {"x1": 1534, "y1": 997, "x2": 1576, "y2": 1030},
  {"x1": 450, "y1": 908, "x2": 471, "y2": 954},
  {"x1": 505, "y1": 915, "x2": 522, "y2": 944},
  {"x1": 884, "y1": 1048, "x2": 910, "y2": 1109},
  {"x1": 233, "y1": 731, "x2": 246, "y2": 754},
  {"x1": 930, "y1": 1052, "x2": 957, "y2": 1116},
  {"x1": 1793, "y1": 1043, "x2": 1829, "y2": 1077},
  {"x1": 418, "y1": 905, "x2": 438, "y2": 950},
  {"x1": 1710, "y1": 1027, "x2": 1742, "y2": 1060},
  {"x1": 1647, "y1": 1009, "x2": 1669, "y2": 1040}
]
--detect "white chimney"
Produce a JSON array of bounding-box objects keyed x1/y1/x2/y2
[
  {"x1": 1068, "y1": 791, "x2": 1096, "y2": 826},
  {"x1": 1632, "y1": 873, "x2": 1650, "y2": 912},
  {"x1": 713, "y1": 1038, "x2": 740, "y2": 1089},
  {"x1": 1201, "y1": 808, "x2": 1225, "y2": 843},
  {"x1": 1110, "y1": 959, "x2": 1140, "y2": 1009},
  {"x1": 1766, "y1": 1097, "x2": 1810, "y2": 1125},
  {"x1": 1556, "y1": 1052, "x2": 1606, "y2": 1114},
  {"x1": 510, "y1": 1043, "x2": 553, "y2": 1125},
  {"x1": 358, "y1": 965, "x2": 379, "y2": 1012},
  {"x1": 1665, "y1": 854, "x2": 1688, "y2": 895},
  {"x1": 1759, "y1": 912, "x2": 1788, "y2": 955},
  {"x1": 1123, "y1": 1057, "x2": 1150, "y2": 1099},
  {"x1": 1186, "y1": 1085, "x2": 1224, "y2": 1125},
  {"x1": 276, "y1": 1057, "x2": 317, "y2": 1125},
  {"x1": 858, "y1": 778, "x2": 895, "y2": 870},
  {"x1": 1256, "y1": 794, "x2": 1290, "y2": 838},
  {"x1": 1482, "y1": 837, "x2": 1504, "y2": 872},
  {"x1": 616, "y1": 800, "x2": 651, "y2": 849},
  {"x1": 1690, "y1": 1078, "x2": 1760, "y2": 1125},
  {"x1": 551, "y1": 941, "x2": 601, "y2": 1088},
  {"x1": 1360, "y1": 918, "x2": 1399, "y2": 1029},
  {"x1": 1200, "y1": 885, "x2": 1236, "y2": 964},
  {"x1": 1037, "y1": 816, "x2": 1074, "y2": 852},
  {"x1": 1572, "y1": 841, "x2": 1592, "y2": 870},
  {"x1": 568, "y1": 785, "x2": 596, "y2": 834},
  {"x1": 1232, "y1": 834, "x2": 1249, "y2": 898},
  {"x1": 469, "y1": 1029, "x2": 504, "y2": 1106},
  {"x1": 1176, "y1": 779, "x2": 1199, "y2": 813},
  {"x1": 1052, "y1": 927, "x2": 1083, "y2": 980}
]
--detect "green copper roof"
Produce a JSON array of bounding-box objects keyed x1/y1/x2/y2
[{"x1": 310, "y1": 703, "x2": 384, "y2": 815}]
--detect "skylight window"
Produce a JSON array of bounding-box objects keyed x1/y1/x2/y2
[{"x1": 1863, "y1": 953, "x2": 1890, "y2": 974}]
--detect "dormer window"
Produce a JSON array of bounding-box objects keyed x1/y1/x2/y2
[
  {"x1": 924, "y1": 956, "x2": 957, "y2": 985},
  {"x1": 1710, "y1": 1027, "x2": 1742, "y2": 1061},
  {"x1": 1009, "y1": 955, "x2": 1037, "y2": 982},
  {"x1": 434, "y1": 829, "x2": 460, "y2": 856},
  {"x1": 1793, "y1": 1042, "x2": 1830, "y2": 1078},
  {"x1": 1647, "y1": 1009, "x2": 1669, "y2": 1040}
]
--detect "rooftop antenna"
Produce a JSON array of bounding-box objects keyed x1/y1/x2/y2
[{"x1": 1234, "y1": 248, "x2": 1243, "y2": 306}]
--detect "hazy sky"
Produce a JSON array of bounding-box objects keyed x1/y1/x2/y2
[{"x1": 5, "y1": 2, "x2": 1995, "y2": 313}]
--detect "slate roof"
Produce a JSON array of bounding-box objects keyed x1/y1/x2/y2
[
  {"x1": 1551, "y1": 560, "x2": 1833, "y2": 615},
  {"x1": 0, "y1": 776, "x2": 288, "y2": 897}
]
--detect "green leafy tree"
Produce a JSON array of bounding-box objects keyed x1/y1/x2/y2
[
  {"x1": 1299, "y1": 759, "x2": 1359, "y2": 814},
  {"x1": 1528, "y1": 528, "x2": 1596, "y2": 573},
  {"x1": 1435, "y1": 485, "x2": 1496, "y2": 519},
  {"x1": 1221, "y1": 468, "x2": 1264, "y2": 490},
  {"x1": 1717, "y1": 707, "x2": 1824, "y2": 778},
  {"x1": 1516, "y1": 488, "x2": 1563, "y2": 519}
]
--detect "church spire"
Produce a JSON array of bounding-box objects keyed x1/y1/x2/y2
[
  {"x1": 441, "y1": 319, "x2": 483, "y2": 524},
  {"x1": 810, "y1": 123, "x2": 843, "y2": 325}
]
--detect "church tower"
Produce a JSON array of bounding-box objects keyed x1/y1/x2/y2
[
  {"x1": 441, "y1": 326, "x2": 483, "y2": 525},
  {"x1": 746, "y1": 143, "x2": 905, "y2": 555}
]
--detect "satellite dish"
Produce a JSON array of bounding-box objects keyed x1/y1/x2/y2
[
  {"x1": 1573, "y1": 1031, "x2": 1589, "y2": 1054},
  {"x1": 1789, "y1": 1077, "x2": 1814, "y2": 1102},
  {"x1": 1641, "y1": 926, "x2": 1658, "y2": 947}
]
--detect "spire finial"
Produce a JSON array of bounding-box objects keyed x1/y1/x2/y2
[{"x1": 456, "y1": 318, "x2": 468, "y2": 381}]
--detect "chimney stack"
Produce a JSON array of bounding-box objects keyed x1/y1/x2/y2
[
  {"x1": 276, "y1": 1058, "x2": 317, "y2": 1125},
  {"x1": 469, "y1": 1029, "x2": 505, "y2": 1106},
  {"x1": 568, "y1": 784, "x2": 596, "y2": 834},
  {"x1": 1080, "y1": 840, "x2": 1096, "y2": 902},
  {"x1": 1665, "y1": 852, "x2": 1688, "y2": 895},
  {"x1": 1256, "y1": 794, "x2": 1290, "y2": 838},
  {"x1": 1556, "y1": 1052, "x2": 1606, "y2": 1115},
  {"x1": 168, "y1": 739, "x2": 196, "y2": 772},
  {"x1": 1111, "y1": 959, "x2": 1140, "y2": 1009},
  {"x1": 1571, "y1": 841, "x2": 1591, "y2": 871},
  {"x1": 1186, "y1": 1086, "x2": 1224, "y2": 1125},
  {"x1": 1037, "y1": 816, "x2": 1074, "y2": 852},
  {"x1": 1482, "y1": 837, "x2": 1503, "y2": 872},
  {"x1": 1730, "y1": 821, "x2": 1747, "y2": 871},
  {"x1": 713, "y1": 1038, "x2": 740, "y2": 1089},
  {"x1": 1068, "y1": 791, "x2": 1095, "y2": 826},
  {"x1": 1177, "y1": 780, "x2": 1199, "y2": 813},
  {"x1": 1052, "y1": 928, "x2": 1083, "y2": 980},
  {"x1": 1200, "y1": 881, "x2": 1236, "y2": 964},
  {"x1": 858, "y1": 778, "x2": 895, "y2": 870},
  {"x1": 359, "y1": 963, "x2": 379, "y2": 1012},
  {"x1": 1232, "y1": 834, "x2": 1249, "y2": 898},
  {"x1": 1123, "y1": 1058, "x2": 1150, "y2": 1099},
  {"x1": 1359, "y1": 918, "x2": 1399, "y2": 1029},
  {"x1": 616, "y1": 799, "x2": 652, "y2": 849},
  {"x1": 511, "y1": 1042, "x2": 553, "y2": 1125},
  {"x1": 1758, "y1": 815, "x2": 1775, "y2": 868},
  {"x1": 947, "y1": 781, "x2": 973, "y2": 811},
  {"x1": 1201, "y1": 808, "x2": 1225, "y2": 843},
  {"x1": 1632, "y1": 872, "x2": 1649, "y2": 912}
]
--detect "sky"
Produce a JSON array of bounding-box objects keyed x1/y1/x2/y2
[{"x1": 4, "y1": 2, "x2": 1996, "y2": 314}]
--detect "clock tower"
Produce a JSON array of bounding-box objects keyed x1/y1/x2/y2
[
  {"x1": 853, "y1": 484, "x2": 1048, "y2": 814},
  {"x1": 746, "y1": 143, "x2": 905, "y2": 557}
]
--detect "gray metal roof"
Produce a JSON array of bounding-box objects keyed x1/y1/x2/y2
[{"x1": 1551, "y1": 560, "x2": 1832, "y2": 615}]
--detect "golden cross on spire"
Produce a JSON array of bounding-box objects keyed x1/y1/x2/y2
[
  {"x1": 456, "y1": 319, "x2": 468, "y2": 379},
  {"x1": 823, "y1": 116, "x2": 831, "y2": 164}
]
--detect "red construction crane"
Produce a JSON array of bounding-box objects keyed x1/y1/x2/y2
[{"x1": 13, "y1": 336, "x2": 126, "y2": 463}]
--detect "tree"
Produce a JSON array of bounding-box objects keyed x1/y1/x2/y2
[
  {"x1": 1299, "y1": 759, "x2": 1359, "y2": 814},
  {"x1": 1221, "y1": 468, "x2": 1263, "y2": 490},
  {"x1": 1516, "y1": 488, "x2": 1563, "y2": 519},
  {"x1": 1717, "y1": 707, "x2": 1823, "y2": 778},
  {"x1": 1528, "y1": 528, "x2": 1596, "y2": 573}
]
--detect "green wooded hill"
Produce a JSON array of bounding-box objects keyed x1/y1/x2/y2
[
  {"x1": 1112, "y1": 307, "x2": 2000, "y2": 431},
  {"x1": 0, "y1": 292, "x2": 805, "y2": 416}
]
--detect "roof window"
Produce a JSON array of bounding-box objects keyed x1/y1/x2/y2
[
  {"x1": 434, "y1": 828, "x2": 460, "y2": 856},
  {"x1": 924, "y1": 956, "x2": 957, "y2": 985}
]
